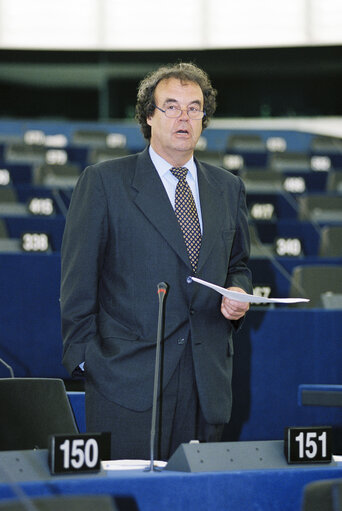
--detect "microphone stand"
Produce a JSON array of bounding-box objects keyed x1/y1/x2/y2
[
  {"x1": 145, "y1": 282, "x2": 168, "y2": 472},
  {"x1": 0, "y1": 357, "x2": 14, "y2": 378}
]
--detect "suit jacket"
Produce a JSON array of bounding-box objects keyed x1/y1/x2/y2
[{"x1": 60, "y1": 147, "x2": 252, "y2": 424}]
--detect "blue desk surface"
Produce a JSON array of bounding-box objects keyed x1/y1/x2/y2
[{"x1": 0, "y1": 464, "x2": 342, "y2": 511}]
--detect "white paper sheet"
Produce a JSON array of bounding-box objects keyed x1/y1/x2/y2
[
  {"x1": 189, "y1": 276, "x2": 310, "y2": 304},
  {"x1": 102, "y1": 459, "x2": 167, "y2": 471}
]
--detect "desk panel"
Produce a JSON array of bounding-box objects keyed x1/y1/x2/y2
[
  {"x1": 0, "y1": 464, "x2": 341, "y2": 511},
  {"x1": 226, "y1": 310, "x2": 342, "y2": 452}
]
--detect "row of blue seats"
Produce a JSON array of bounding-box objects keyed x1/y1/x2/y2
[
  {"x1": 0, "y1": 143, "x2": 90, "y2": 169},
  {"x1": 0, "y1": 125, "x2": 341, "y2": 262},
  {"x1": 1, "y1": 125, "x2": 342, "y2": 170},
  {"x1": 1, "y1": 187, "x2": 342, "y2": 221},
  {"x1": 1, "y1": 160, "x2": 339, "y2": 192},
  {"x1": 2, "y1": 232, "x2": 338, "y2": 300},
  {"x1": 1, "y1": 139, "x2": 342, "y2": 168},
  {"x1": 2, "y1": 216, "x2": 65, "y2": 252},
  {"x1": 2, "y1": 179, "x2": 342, "y2": 217},
  {"x1": 0, "y1": 185, "x2": 70, "y2": 218},
  {"x1": 0, "y1": 118, "x2": 341, "y2": 153},
  {"x1": 0, "y1": 213, "x2": 341, "y2": 258}
]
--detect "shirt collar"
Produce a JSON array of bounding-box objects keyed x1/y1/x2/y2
[{"x1": 149, "y1": 145, "x2": 197, "y2": 182}]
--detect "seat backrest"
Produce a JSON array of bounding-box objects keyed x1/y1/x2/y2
[
  {"x1": 290, "y1": 265, "x2": 342, "y2": 308},
  {"x1": 227, "y1": 133, "x2": 266, "y2": 151},
  {"x1": 0, "y1": 218, "x2": 8, "y2": 238},
  {"x1": 0, "y1": 187, "x2": 17, "y2": 204},
  {"x1": 241, "y1": 170, "x2": 283, "y2": 192},
  {"x1": 302, "y1": 478, "x2": 342, "y2": 511},
  {"x1": 298, "y1": 195, "x2": 342, "y2": 221},
  {"x1": 0, "y1": 378, "x2": 78, "y2": 451},
  {"x1": 34, "y1": 163, "x2": 80, "y2": 185},
  {"x1": 326, "y1": 170, "x2": 342, "y2": 192},
  {"x1": 310, "y1": 134, "x2": 342, "y2": 152},
  {"x1": 5, "y1": 143, "x2": 47, "y2": 164},
  {"x1": 194, "y1": 150, "x2": 226, "y2": 169},
  {"x1": 88, "y1": 147, "x2": 130, "y2": 165},
  {"x1": 319, "y1": 226, "x2": 342, "y2": 257},
  {"x1": 0, "y1": 495, "x2": 119, "y2": 511},
  {"x1": 269, "y1": 152, "x2": 310, "y2": 172},
  {"x1": 72, "y1": 129, "x2": 109, "y2": 147}
]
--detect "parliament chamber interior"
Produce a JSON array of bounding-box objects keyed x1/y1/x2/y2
[
  {"x1": 0, "y1": 116, "x2": 341, "y2": 510},
  {"x1": 1, "y1": 3, "x2": 342, "y2": 505}
]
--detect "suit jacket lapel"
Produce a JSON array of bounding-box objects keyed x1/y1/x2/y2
[
  {"x1": 196, "y1": 160, "x2": 225, "y2": 273},
  {"x1": 132, "y1": 149, "x2": 225, "y2": 274},
  {"x1": 132, "y1": 148, "x2": 192, "y2": 269}
]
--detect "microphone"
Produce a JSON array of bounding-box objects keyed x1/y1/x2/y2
[
  {"x1": 0, "y1": 357, "x2": 14, "y2": 378},
  {"x1": 157, "y1": 281, "x2": 168, "y2": 297},
  {"x1": 145, "y1": 281, "x2": 169, "y2": 472}
]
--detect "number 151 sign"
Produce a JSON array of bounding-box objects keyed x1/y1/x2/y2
[{"x1": 284, "y1": 426, "x2": 332, "y2": 464}]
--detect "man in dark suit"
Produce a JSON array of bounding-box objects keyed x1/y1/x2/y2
[{"x1": 61, "y1": 62, "x2": 253, "y2": 461}]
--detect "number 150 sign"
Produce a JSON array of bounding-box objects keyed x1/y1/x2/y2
[{"x1": 49, "y1": 433, "x2": 110, "y2": 474}]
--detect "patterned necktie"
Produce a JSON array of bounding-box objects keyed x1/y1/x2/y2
[{"x1": 170, "y1": 166, "x2": 202, "y2": 273}]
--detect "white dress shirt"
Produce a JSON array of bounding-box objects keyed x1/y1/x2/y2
[{"x1": 149, "y1": 145, "x2": 203, "y2": 233}]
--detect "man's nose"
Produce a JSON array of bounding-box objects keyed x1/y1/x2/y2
[{"x1": 179, "y1": 108, "x2": 190, "y2": 120}]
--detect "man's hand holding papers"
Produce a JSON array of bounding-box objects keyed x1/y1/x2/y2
[
  {"x1": 221, "y1": 286, "x2": 250, "y2": 320},
  {"x1": 189, "y1": 276, "x2": 310, "y2": 305}
]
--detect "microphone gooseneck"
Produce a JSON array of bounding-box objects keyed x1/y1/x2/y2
[{"x1": 145, "y1": 282, "x2": 169, "y2": 472}]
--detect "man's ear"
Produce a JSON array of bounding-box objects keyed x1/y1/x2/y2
[{"x1": 146, "y1": 116, "x2": 152, "y2": 126}]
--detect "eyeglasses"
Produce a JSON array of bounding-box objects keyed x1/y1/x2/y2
[{"x1": 153, "y1": 104, "x2": 206, "y2": 120}]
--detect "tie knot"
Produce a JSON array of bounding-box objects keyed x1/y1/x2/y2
[{"x1": 170, "y1": 166, "x2": 188, "y2": 181}]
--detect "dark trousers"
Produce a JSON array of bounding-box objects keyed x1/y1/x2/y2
[{"x1": 85, "y1": 340, "x2": 224, "y2": 461}]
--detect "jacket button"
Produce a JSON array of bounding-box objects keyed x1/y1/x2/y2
[
  {"x1": 190, "y1": 308, "x2": 195, "y2": 315},
  {"x1": 177, "y1": 338, "x2": 185, "y2": 345}
]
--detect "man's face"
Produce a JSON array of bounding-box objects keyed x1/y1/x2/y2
[{"x1": 147, "y1": 77, "x2": 204, "y2": 166}]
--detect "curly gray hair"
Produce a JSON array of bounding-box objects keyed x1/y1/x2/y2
[{"x1": 135, "y1": 62, "x2": 217, "y2": 140}]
